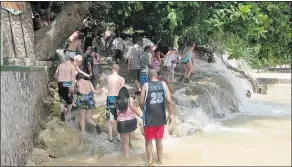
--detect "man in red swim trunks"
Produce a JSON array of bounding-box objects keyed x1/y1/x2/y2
[{"x1": 140, "y1": 69, "x2": 173, "y2": 166}]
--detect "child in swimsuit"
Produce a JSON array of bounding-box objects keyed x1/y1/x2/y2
[{"x1": 74, "y1": 73, "x2": 103, "y2": 136}]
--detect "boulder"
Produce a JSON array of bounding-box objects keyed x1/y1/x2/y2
[
  {"x1": 48, "y1": 88, "x2": 55, "y2": 97},
  {"x1": 25, "y1": 160, "x2": 36, "y2": 166},
  {"x1": 38, "y1": 117, "x2": 84, "y2": 158},
  {"x1": 50, "y1": 82, "x2": 58, "y2": 89},
  {"x1": 28, "y1": 148, "x2": 51, "y2": 165},
  {"x1": 257, "y1": 85, "x2": 267, "y2": 94},
  {"x1": 51, "y1": 102, "x2": 61, "y2": 117},
  {"x1": 74, "y1": 105, "x2": 110, "y2": 134}
]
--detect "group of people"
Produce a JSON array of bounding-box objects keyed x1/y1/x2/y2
[
  {"x1": 127, "y1": 38, "x2": 197, "y2": 97},
  {"x1": 55, "y1": 26, "x2": 197, "y2": 165}
]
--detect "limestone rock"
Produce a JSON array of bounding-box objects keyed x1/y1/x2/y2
[
  {"x1": 38, "y1": 118, "x2": 83, "y2": 158},
  {"x1": 25, "y1": 160, "x2": 36, "y2": 166},
  {"x1": 74, "y1": 105, "x2": 109, "y2": 134},
  {"x1": 50, "y1": 82, "x2": 58, "y2": 89},
  {"x1": 29, "y1": 148, "x2": 51, "y2": 164},
  {"x1": 48, "y1": 88, "x2": 55, "y2": 97},
  {"x1": 43, "y1": 97, "x2": 54, "y2": 110},
  {"x1": 257, "y1": 85, "x2": 267, "y2": 94},
  {"x1": 51, "y1": 102, "x2": 61, "y2": 117}
]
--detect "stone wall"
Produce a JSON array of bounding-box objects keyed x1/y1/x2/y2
[
  {"x1": 1, "y1": 3, "x2": 52, "y2": 67},
  {"x1": 1, "y1": 66, "x2": 50, "y2": 166}
]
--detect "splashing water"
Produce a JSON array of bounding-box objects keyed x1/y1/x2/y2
[{"x1": 172, "y1": 54, "x2": 290, "y2": 136}]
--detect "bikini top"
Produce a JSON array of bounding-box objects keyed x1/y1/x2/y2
[{"x1": 117, "y1": 101, "x2": 136, "y2": 122}]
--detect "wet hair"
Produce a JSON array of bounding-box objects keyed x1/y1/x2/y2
[
  {"x1": 113, "y1": 64, "x2": 119, "y2": 72},
  {"x1": 69, "y1": 57, "x2": 74, "y2": 63},
  {"x1": 186, "y1": 41, "x2": 195, "y2": 47},
  {"x1": 144, "y1": 46, "x2": 151, "y2": 51},
  {"x1": 116, "y1": 87, "x2": 130, "y2": 112},
  {"x1": 76, "y1": 73, "x2": 85, "y2": 81},
  {"x1": 78, "y1": 33, "x2": 84, "y2": 40}
]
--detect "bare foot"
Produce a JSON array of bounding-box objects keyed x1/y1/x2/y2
[{"x1": 157, "y1": 159, "x2": 163, "y2": 165}]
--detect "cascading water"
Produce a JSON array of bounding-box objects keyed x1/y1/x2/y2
[{"x1": 172, "y1": 54, "x2": 290, "y2": 137}]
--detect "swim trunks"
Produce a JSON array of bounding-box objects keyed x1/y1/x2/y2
[
  {"x1": 106, "y1": 96, "x2": 117, "y2": 121},
  {"x1": 144, "y1": 125, "x2": 165, "y2": 141},
  {"x1": 58, "y1": 81, "x2": 73, "y2": 105},
  {"x1": 139, "y1": 73, "x2": 149, "y2": 87}
]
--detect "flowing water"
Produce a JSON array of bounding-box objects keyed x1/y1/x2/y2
[{"x1": 44, "y1": 56, "x2": 291, "y2": 166}]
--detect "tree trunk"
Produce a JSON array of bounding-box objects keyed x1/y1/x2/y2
[
  {"x1": 34, "y1": 2, "x2": 90, "y2": 61},
  {"x1": 173, "y1": 35, "x2": 179, "y2": 49}
]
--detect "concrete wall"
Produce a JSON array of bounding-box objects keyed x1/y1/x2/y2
[{"x1": 1, "y1": 66, "x2": 50, "y2": 166}]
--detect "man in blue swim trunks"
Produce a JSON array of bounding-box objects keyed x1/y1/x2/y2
[
  {"x1": 136, "y1": 46, "x2": 152, "y2": 94},
  {"x1": 100, "y1": 64, "x2": 125, "y2": 142}
]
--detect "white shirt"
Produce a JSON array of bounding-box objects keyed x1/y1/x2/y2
[
  {"x1": 128, "y1": 44, "x2": 143, "y2": 69},
  {"x1": 112, "y1": 37, "x2": 125, "y2": 51},
  {"x1": 164, "y1": 53, "x2": 177, "y2": 67}
]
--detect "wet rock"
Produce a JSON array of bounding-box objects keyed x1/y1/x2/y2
[
  {"x1": 28, "y1": 148, "x2": 51, "y2": 164},
  {"x1": 38, "y1": 117, "x2": 83, "y2": 158},
  {"x1": 25, "y1": 160, "x2": 36, "y2": 166},
  {"x1": 50, "y1": 82, "x2": 58, "y2": 89},
  {"x1": 246, "y1": 90, "x2": 251, "y2": 98},
  {"x1": 257, "y1": 85, "x2": 267, "y2": 94},
  {"x1": 43, "y1": 97, "x2": 54, "y2": 109},
  {"x1": 48, "y1": 88, "x2": 55, "y2": 97},
  {"x1": 74, "y1": 105, "x2": 110, "y2": 134},
  {"x1": 186, "y1": 128, "x2": 203, "y2": 136},
  {"x1": 51, "y1": 102, "x2": 61, "y2": 117}
]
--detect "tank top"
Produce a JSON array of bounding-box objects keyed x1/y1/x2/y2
[
  {"x1": 117, "y1": 105, "x2": 136, "y2": 122},
  {"x1": 143, "y1": 81, "x2": 166, "y2": 127},
  {"x1": 151, "y1": 57, "x2": 160, "y2": 71},
  {"x1": 180, "y1": 51, "x2": 192, "y2": 63}
]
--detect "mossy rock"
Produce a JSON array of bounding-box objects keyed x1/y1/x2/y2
[{"x1": 38, "y1": 118, "x2": 83, "y2": 158}]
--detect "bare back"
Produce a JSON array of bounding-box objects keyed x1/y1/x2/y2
[
  {"x1": 57, "y1": 63, "x2": 75, "y2": 82},
  {"x1": 106, "y1": 73, "x2": 125, "y2": 96},
  {"x1": 67, "y1": 39, "x2": 82, "y2": 52},
  {"x1": 76, "y1": 79, "x2": 92, "y2": 94}
]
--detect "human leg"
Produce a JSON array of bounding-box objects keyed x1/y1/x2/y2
[
  {"x1": 186, "y1": 61, "x2": 193, "y2": 78},
  {"x1": 85, "y1": 109, "x2": 96, "y2": 126},
  {"x1": 145, "y1": 140, "x2": 153, "y2": 165},
  {"x1": 120, "y1": 133, "x2": 130, "y2": 157},
  {"x1": 183, "y1": 64, "x2": 187, "y2": 78},
  {"x1": 156, "y1": 139, "x2": 163, "y2": 163},
  {"x1": 79, "y1": 109, "x2": 86, "y2": 134}
]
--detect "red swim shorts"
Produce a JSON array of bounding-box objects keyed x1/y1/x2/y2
[{"x1": 144, "y1": 125, "x2": 165, "y2": 141}]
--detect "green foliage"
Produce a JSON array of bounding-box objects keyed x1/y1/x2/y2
[{"x1": 43, "y1": 1, "x2": 291, "y2": 68}]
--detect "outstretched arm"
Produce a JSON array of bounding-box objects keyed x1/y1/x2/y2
[
  {"x1": 99, "y1": 76, "x2": 107, "y2": 88},
  {"x1": 129, "y1": 97, "x2": 142, "y2": 117},
  {"x1": 139, "y1": 84, "x2": 146, "y2": 110},
  {"x1": 163, "y1": 82, "x2": 173, "y2": 123},
  {"x1": 89, "y1": 81, "x2": 103, "y2": 94}
]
